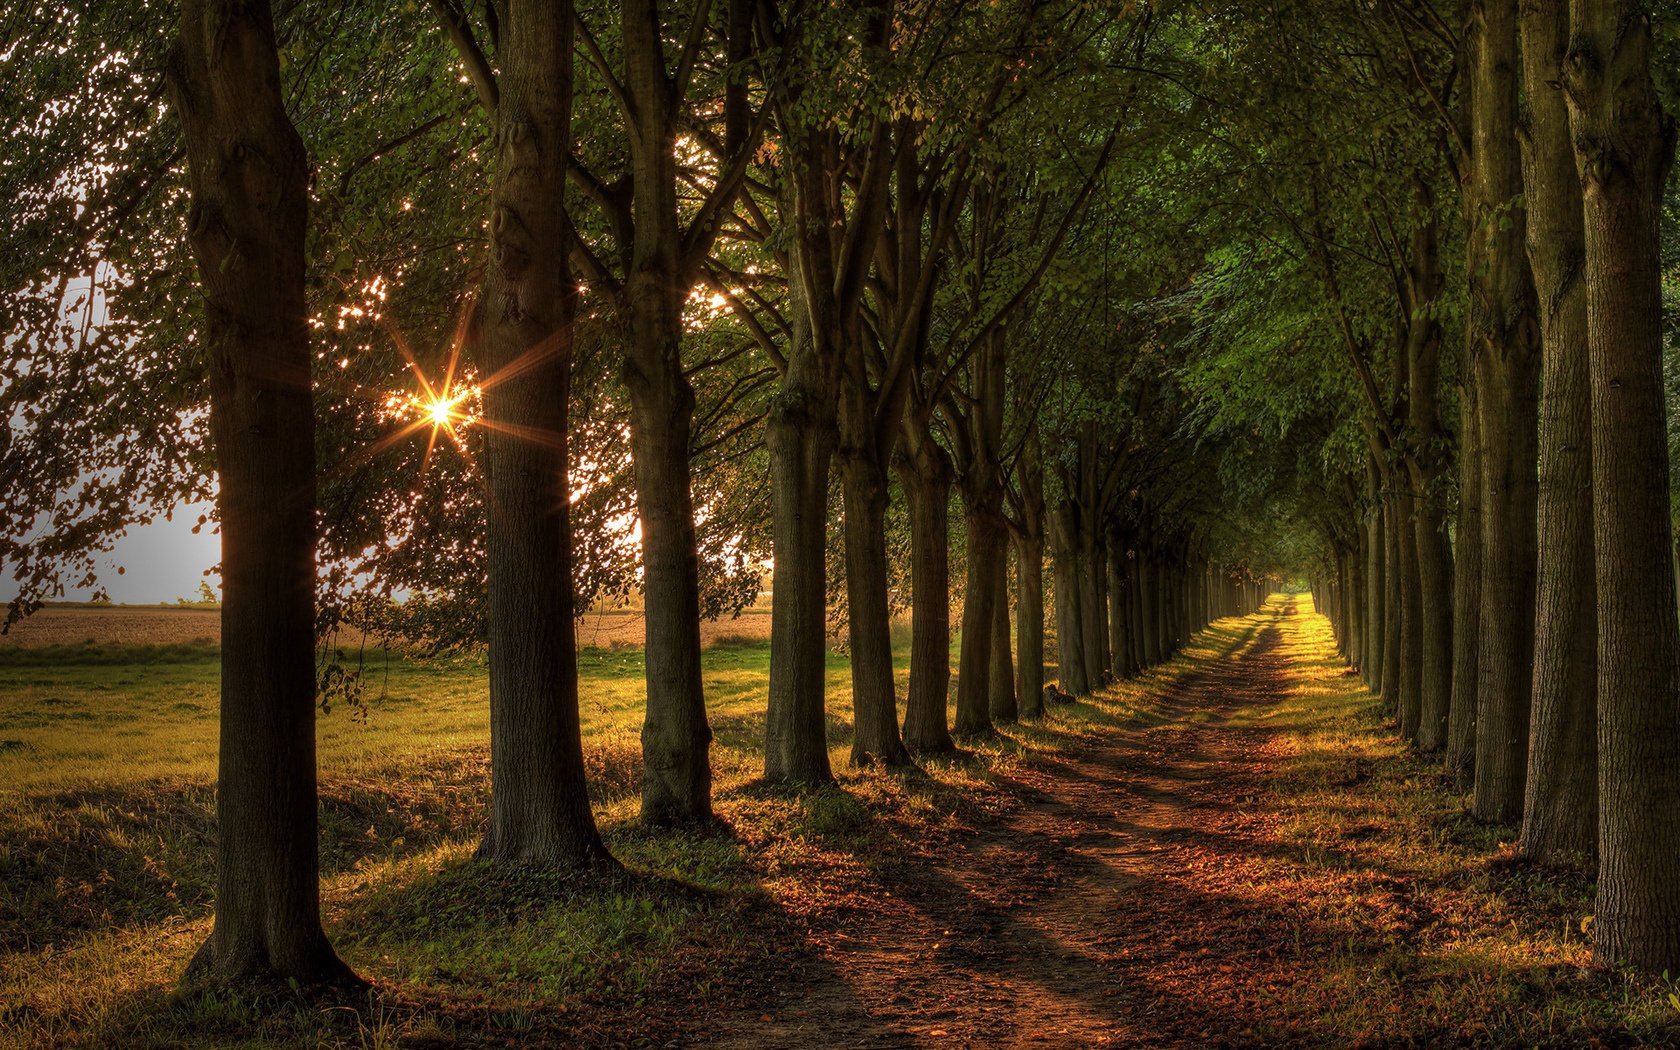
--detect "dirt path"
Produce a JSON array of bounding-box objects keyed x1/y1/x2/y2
[{"x1": 709, "y1": 600, "x2": 1302, "y2": 1049}]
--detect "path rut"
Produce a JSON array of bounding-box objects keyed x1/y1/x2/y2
[{"x1": 708, "y1": 599, "x2": 1303, "y2": 1049}]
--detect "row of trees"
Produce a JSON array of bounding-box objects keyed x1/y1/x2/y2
[
  {"x1": 8, "y1": 0, "x2": 1675, "y2": 994},
  {"x1": 1265, "y1": 0, "x2": 1680, "y2": 971},
  {"x1": 4, "y1": 0, "x2": 1290, "y2": 989}
]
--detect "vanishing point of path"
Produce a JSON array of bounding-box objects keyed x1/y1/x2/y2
[{"x1": 712, "y1": 597, "x2": 1323, "y2": 1049}]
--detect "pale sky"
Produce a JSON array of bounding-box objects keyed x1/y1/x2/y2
[{"x1": 17, "y1": 499, "x2": 223, "y2": 605}]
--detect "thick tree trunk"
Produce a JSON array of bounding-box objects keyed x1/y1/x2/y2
[
  {"x1": 1465, "y1": 0, "x2": 1541, "y2": 826},
  {"x1": 619, "y1": 0, "x2": 715, "y2": 827},
  {"x1": 1472, "y1": 348, "x2": 1540, "y2": 822},
  {"x1": 1447, "y1": 386, "x2": 1482, "y2": 788},
  {"x1": 625, "y1": 363, "x2": 713, "y2": 824},
  {"x1": 173, "y1": 0, "x2": 357, "y2": 987},
  {"x1": 1517, "y1": 0, "x2": 1596, "y2": 862},
  {"x1": 1403, "y1": 199, "x2": 1453, "y2": 753},
  {"x1": 840, "y1": 453, "x2": 912, "y2": 766},
  {"x1": 990, "y1": 559, "x2": 1017, "y2": 723},
  {"x1": 1564, "y1": 0, "x2": 1680, "y2": 970},
  {"x1": 898, "y1": 435, "x2": 956, "y2": 753},
  {"x1": 764, "y1": 378, "x2": 840, "y2": 784}
]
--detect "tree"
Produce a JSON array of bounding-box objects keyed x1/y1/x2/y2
[
  {"x1": 1563, "y1": 0, "x2": 1680, "y2": 970},
  {"x1": 462, "y1": 0, "x2": 613, "y2": 867},
  {"x1": 171, "y1": 0, "x2": 358, "y2": 987}
]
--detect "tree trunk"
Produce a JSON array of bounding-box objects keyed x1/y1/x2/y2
[
  {"x1": 1107, "y1": 542, "x2": 1130, "y2": 678},
  {"x1": 898, "y1": 433, "x2": 956, "y2": 753},
  {"x1": 1517, "y1": 0, "x2": 1596, "y2": 862},
  {"x1": 1398, "y1": 482, "x2": 1423, "y2": 742},
  {"x1": 1466, "y1": 0, "x2": 1541, "y2": 827},
  {"x1": 1015, "y1": 434, "x2": 1047, "y2": 716},
  {"x1": 1051, "y1": 500, "x2": 1089, "y2": 694},
  {"x1": 1016, "y1": 529, "x2": 1046, "y2": 718},
  {"x1": 990, "y1": 557, "x2": 1017, "y2": 723},
  {"x1": 1380, "y1": 480, "x2": 1402, "y2": 718},
  {"x1": 172, "y1": 0, "x2": 357, "y2": 987},
  {"x1": 1079, "y1": 529, "x2": 1107, "y2": 687},
  {"x1": 469, "y1": 1, "x2": 611, "y2": 869},
  {"x1": 1447, "y1": 385, "x2": 1482, "y2": 789},
  {"x1": 840, "y1": 452, "x2": 912, "y2": 766},
  {"x1": 1363, "y1": 455, "x2": 1385, "y2": 693},
  {"x1": 1139, "y1": 550, "x2": 1161, "y2": 667},
  {"x1": 764, "y1": 375, "x2": 840, "y2": 784},
  {"x1": 1564, "y1": 0, "x2": 1680, "y2": 970},
  {"x1": 620, "y1": 0, "x2": 715, "y2": 827},
  {"x1": 1403, "y1": 196, "x2": 1453, "y2": 753},
  {"x1": 956, "y1": 505, "x2": 1003, "y2": 735}
]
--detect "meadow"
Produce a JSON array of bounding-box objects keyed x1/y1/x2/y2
[{"x1": 3, "y1": 599, "x2": 1679, "y2": 1047}]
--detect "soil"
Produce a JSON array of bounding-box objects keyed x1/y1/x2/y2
[{"x1": 706, "y1": 600, "x2": 1300, "y2": 1049}]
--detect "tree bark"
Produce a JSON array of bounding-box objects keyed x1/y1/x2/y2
[
  {"x1": 464, "y1": 1, "x2": 612, "y2": 868},
  {"x1": 1051, "y1": 499, "x2": 1089, "y2": 694},
  {"x1": 990, "y1": 556, "x2": 1017, "y2": 723},
  {"x1": 764, "y1": 367, "x2": 840, "y2": 784},
  {"x1": 1464, "y1": 0, "x2": 1541, "y2": 827},
  {"x1": 956, "y1": 504, "x2": 1003, "y2": 736},
  {"x1": 840, "y1": 451, "x2": 912, "y2": 766},
  {"x1": 1517, "y1": 0, "x2": 1596, "y2": 862},
  {"x1": 619, "y1": 0, "x2": 719, "y2": 827},
  {"x1": 1563, "y1": 0, "x2": 1680, "y2": 970},
  {"x1": 1447, "y1": 384, "x2": 1482, "y2": 789},
  {"x1": 172, "y1": 0, "x2": 358, "y2": 987},
  {"x1": 1363, "y1": 455, "x2": 1385, "y2": 694},
  {"x1": 898, "y1": 429, "x2": 956, "y2": 752},
  {"x1": 1014, "y1": 433, "x2": 1047, "y2": 716}
]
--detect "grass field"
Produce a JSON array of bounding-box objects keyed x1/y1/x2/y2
[{"x1": 3, "y1": 598, "x2": 1677, "y2": 1047}]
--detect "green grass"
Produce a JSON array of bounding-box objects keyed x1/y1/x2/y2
[{"x1": 5, "y1": 603, "x2": 1679, "y2": 1046}]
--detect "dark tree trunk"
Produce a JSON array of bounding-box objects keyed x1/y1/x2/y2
[
  {"x1": 1139, "y1": 549, "x2": 1161, "y2": 667},
  {"x1": 990, "y1": 557, "x2": 1017, "y2": 723},
  {"x1": 619, "y1": 0, "x2": 716, "y2": 827},
  {"x1": 1363, "y1": 455, "x2": 1385, "y2": 694},
  {"x1": 956, "y1": 505, "x2": 1003, "y2": 735},
  {"x1": 1380, "y1": 478, "x2": 1403, "y2": 718},
  {"x1": 764, "y1": 369, "x2": 840, "y2": 784},
  {"x1": 1014, "y1": 434, "x2": 1047, "y2": 717},
  {"x1": 1465, "y1": 0, "x2": 1540, "y2": 826},
  {"x1": 625, "y1": 380, "x2": 713, "y2": 823},
  {"x1": 1051, "y1": 500, "x2": 1089, "y2": 695},
  {"x1": 1107, "y1": 541, "x2": 1130, "y2": 678},
  {"x1": 1564, "y1": 0, "x2": 1680, "y2": 970},
  {"x1": 1447, "y1": 385, "x2": 1482, "y2": 789},
  {"x1": 898, "y1": 430, "x2": 956, "y2": 753},
  {"x1": 1398, "y1": 482, "x2": 1423, "y2": 742},
  {"x1": 1403, "y1": 196, "x2": 1453, "y2": 753},
  {"x1": 840, "y1": 452, "x2": 911, "y2": 766},
  {"x1": 1518, "y1": 0, "x2": 1596, "y2": 862},
  {"x1": 1016, "y1": 529, "x2": 1046, "y2": 718},
  {"x1": 172, "y1": 0, "x2": 357, "y2": 987},
  {"x1": 467, "y1": 1, "x2": 611, "y2": 868}
]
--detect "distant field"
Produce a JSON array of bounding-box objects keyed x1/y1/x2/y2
[
  {"x1": 1, "y1": 605, "x2": 222, "y2": 648},
  {"x1": 1, "y1": 602, "x2": 777, "y2": 650}
]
